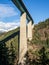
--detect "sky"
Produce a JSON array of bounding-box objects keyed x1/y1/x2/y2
[{"x1": 0, "y1": 0, "x2": 49, "y2": 32}]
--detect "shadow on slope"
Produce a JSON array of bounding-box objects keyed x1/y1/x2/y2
[
  {"x1": 0, "y1": 29, "x2": 20, "y2": 65},
  {"x1": 0, "y1": 30, "x2": 20, "y2": 44}
]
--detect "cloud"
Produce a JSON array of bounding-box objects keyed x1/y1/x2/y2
[
  {"x1": 0, "y1": 21, "x2": 20, "y2": 32},
  {"x1": 0, "y1": 4, "x2": 18, "y2": 18}
]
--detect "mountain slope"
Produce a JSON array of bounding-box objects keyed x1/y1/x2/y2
[
  {"x1": 32, "y1": 18, "x2": 49, "y2": 45},
  {"x1": 26, "y1": 18, "x2": 49, "y2": 65},
  {"x1": 0, "y1": 27, "x2": 20, "y2": 65},
  {"x1": 0, "y1": 18, "x2": 49, "y2": 65},
  {"x1": 0, "y1": 27, "x2": 20, "y2": 59},
  {"x1": 0, "y1": 18, "x2": 49, "y2": 55}
]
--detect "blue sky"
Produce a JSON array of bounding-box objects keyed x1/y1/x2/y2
[
  {"x1": 0, "y1": 0, "x2": 49, "y2": 32},
  {"x1": 23, "y1": 0, "x2": 49, "y2": 24}
]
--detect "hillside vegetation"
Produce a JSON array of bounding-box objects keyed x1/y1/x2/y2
[
  {"x1": 32, "y1": 18, "x2": 49, "y2": 46},
  {"x1": 27, "y1": 18, "x2": 49, "y2": 65},
  {"x1": 0, "y1": 18, "x2": 49, "y2": 65},
  {"x1": 0, "y1": 27, "x2": 20, "y2": 65}
]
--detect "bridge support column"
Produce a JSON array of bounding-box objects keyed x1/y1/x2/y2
[
  {"x1": 18, "y1": 13, "x2": 27, "y2": 64},
  {"x1": 27, "y1": 21, "x2": 32, "y2": 40}
]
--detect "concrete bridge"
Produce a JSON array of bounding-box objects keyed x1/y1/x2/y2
[{"x1": 11, "y1": 0, "x2": 34, "y2": 65}]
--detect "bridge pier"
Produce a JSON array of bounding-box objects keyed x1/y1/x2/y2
[
  {"x1": 27, "y1": 21, "x2": 32, "y2": 41},
  {"x1": 11, "y1": 0, "x2": 34, "y2": 65},
  {"x1": 18, "y1": 12, "x2": 27, "y2": 64}
]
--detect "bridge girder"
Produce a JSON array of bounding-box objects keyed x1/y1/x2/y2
[{"x1": 11, "y1": 0, "x2": 34, "y2": 24}]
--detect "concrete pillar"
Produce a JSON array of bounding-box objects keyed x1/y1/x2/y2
[
  {"x1": 27, "y1": 21, "x2": 32, "y2": 40},
  {"x1": 32, "y1": 24, "x2": 34, "y2": 39},
  {"x1": 18, "y1": 13, "x2": 27, "y2": 64},
  {"x1": 32, "y1": 24, "x2": 34, "y2": 29}
]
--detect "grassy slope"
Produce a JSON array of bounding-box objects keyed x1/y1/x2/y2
[
  {"x1": 0, "y1": 27, "x2": 20, "y2": 56},
  {"x1": 0, "y1": 27, "x2": 20, "y2": 40}
]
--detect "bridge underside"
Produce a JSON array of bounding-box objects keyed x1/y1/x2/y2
[
  {"x1": 11, "y1": 0, "x2": 34, "y2": 65},
  {"x1": 12, "y1": 0, "x2": 34, "y2": 24}
]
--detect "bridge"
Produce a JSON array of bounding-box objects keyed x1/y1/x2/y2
[{"x1": 11, "y1": 0, "x2": 34, "y2": 65}]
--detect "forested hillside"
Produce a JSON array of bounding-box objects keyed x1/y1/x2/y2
[{"x1": 27, "y1": 18, "x2": 49, "y2": 65}]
